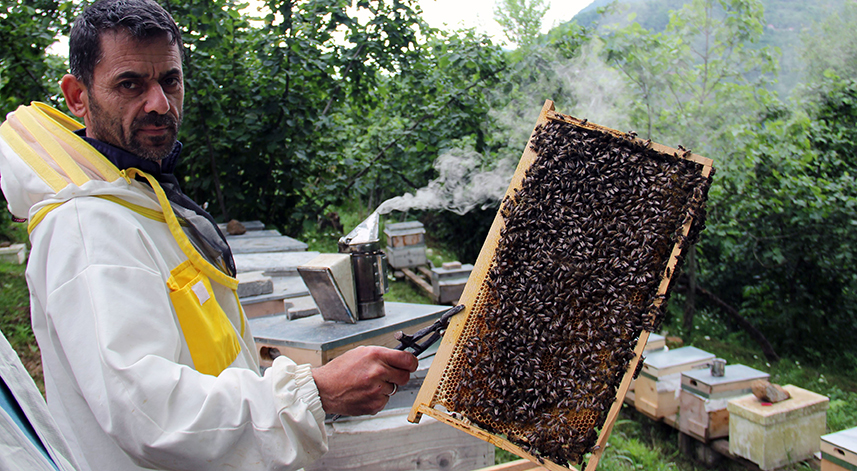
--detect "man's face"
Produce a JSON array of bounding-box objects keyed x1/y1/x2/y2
[{"x1": 84, "y1": 30, "x2": 183, "y2": 162}]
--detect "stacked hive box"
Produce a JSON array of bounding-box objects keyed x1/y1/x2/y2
[
  {"x1": 408, "y1": 100, "x2": 714, "y2": 471},
  {"x1": 384, "y1": 221, "x2": 427, "y2": 269},
  {"x1": 634, "y1": 346, "x2": 714, "y2": 421},
  {"x1": 677, "y1": 364, "x2": 769, "y2": 442},
  {"x1": 627, "y1": 333, "x2": 667, "y2": 396}
]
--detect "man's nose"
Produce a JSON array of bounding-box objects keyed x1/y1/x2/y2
[{"x1": 143, "y1": 83, "x2": 170, "y2": 115}]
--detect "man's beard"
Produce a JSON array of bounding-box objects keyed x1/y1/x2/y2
[{"x1": 88, "y1": 93, "x2": 182, "y2": 162}]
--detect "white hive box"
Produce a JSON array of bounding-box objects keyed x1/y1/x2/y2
[
  {"x1": 627, "y1": 333, "x2": 667, "y2": 395},
  {"x1": 635, "y1": 346, "x2": 714, "y2": 420},
  {"x1": 384, "y1": 221, "x2": 427, "y2": 269},
  {"x1": 429, "y1": 263, "x2": 473, "y2": 304},
  {"x1": 678, "y1": 364, "x2": 769, "y2": 442},
  {"x1": 822, "y1": 427, "x2": 857, "y2": 471},
  {"x1": 728, "y1": 384, "x2": 829, "y2": 470}
]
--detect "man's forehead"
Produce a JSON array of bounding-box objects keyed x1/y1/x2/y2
[{"x1": 95, "y1": 29, "x2": 182, "y2": 76}]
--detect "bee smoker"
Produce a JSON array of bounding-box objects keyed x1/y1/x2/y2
[{"x1": 338, "y1": 212, "x2": 389, "y2": 320}]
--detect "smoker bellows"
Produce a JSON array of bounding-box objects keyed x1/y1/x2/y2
[{"x1": 409, "y1": 100, "x2": 714, "y2": 471}]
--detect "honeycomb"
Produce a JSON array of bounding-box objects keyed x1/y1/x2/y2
[{"x1": 432, "y1": 114, "x2": 713, "y2": 467}]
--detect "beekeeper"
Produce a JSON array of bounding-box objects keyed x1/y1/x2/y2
[{"x1": 0, "y1": 0, "x2": 417, "y2": 470}]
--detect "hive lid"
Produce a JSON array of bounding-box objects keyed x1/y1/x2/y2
[
  {"x1": 681, "y1": 364, "x2": 769, "y2": 399},
  {"x1": 642, "y1": 346, "x2": 714, "y2": 377},
  {"x1": 384, "y1": 221, "x2": 426, "y2": 236},
  {"x1": 682, "y1": 364, "x2": 769, "y2": 386},
  {"x1": 727, "y1": 384, "x2": 829, "y2": 425},
  {"x1": 822, "y1": 427, "x2": 857, "y2": 451}
]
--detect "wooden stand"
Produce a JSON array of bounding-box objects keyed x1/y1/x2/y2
[{"x1": 407, "y1": 100, "x2": 714, "y2": 471}]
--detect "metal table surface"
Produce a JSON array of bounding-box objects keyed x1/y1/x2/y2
[{"x1": 248, "y1": 301, "x2": 448, "y2": 351}]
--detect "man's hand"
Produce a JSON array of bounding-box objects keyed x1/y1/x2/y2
[{"x1": 311, "y1": 346, "x2": 418, "y2": 416}]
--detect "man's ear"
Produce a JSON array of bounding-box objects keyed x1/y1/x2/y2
[{"x1": 60, "y1": 74, "x2": 89, "y2": 119}]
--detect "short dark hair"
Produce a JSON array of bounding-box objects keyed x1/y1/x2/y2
[{"x1": 69, "y1": 0, "x2": 183, "y2": 87}]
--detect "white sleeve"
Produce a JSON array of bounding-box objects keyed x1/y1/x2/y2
[{"x1": 34, "y1": 197, "x2": 327, "y2": 470}]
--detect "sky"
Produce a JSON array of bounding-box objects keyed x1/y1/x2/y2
[{"x1": 418, "y1": 0, "x2": 596, "y2": 45}]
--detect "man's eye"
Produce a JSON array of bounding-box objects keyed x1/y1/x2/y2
[
  {"x1": 163, "y1": 77, "x2": 181, "y2": 87},
  {"x1": 120, "y1": 81, "x2": 138, "y2": 90}
]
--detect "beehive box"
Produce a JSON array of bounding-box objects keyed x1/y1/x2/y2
[
  {"x1": 678, "y1": 364, "x2": 769, "y2": 442},
  {"x1": 385, "y1": 221, "x2": 426, "y2": 247},
  {"x1": 821, "y1": 427, "x2": 857, "y2": 471},
  {"x1": 430, "y1": 263, "x2": 474, "y2": 304},
  {"x1": 728, "y1": 385, "x2": 829, "y2": 470},
  {"x1": 408, "y1": 100, "x2": 714, "y2": 470},
  {"x1": 385, "y1": 221, "x2": 428, "y2": 269},
  {"x1": 626, "y1": 333, "x2": 667, "y2": 397},
  {"x1": 634, "y1": 346, "x2": 714, "y2": 420}
]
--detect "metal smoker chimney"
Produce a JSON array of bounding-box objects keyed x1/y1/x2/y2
[{"x1": 338, "y1": 212, "x2": 389, "y2": 320}]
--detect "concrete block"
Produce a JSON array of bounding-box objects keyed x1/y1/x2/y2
[
  {"x1": 237, "y1": 271, "x2": 274, "y2": 298},
  {"x1": 0, "y1": 244, "x2": 27, "y2": 264},
  {"x1": 728, "y1": 384, "x2": 829, "y2": 470},
  {"x1": 286, "y1": 295, "x2": 320, "y2": 320}
]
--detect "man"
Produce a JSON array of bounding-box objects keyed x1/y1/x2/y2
[{"x1": 0, "y1": 0, "x2": 417, "y2": 469}]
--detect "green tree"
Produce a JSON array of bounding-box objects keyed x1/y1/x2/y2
[
  {"x1": 603, "y1": 0, "x2": 777, "y2": 334},
  {"x1": 494, "y1": 0, "x2": 549, "y2": 48},
  {"x1": 800, "y1": 2, "x2": 857, "y2": 93},
  {"x1": 704, "y1": 75, "x2": 857, "y2": 365},
  {"x1": 0, "y1": 1, "x2": 77, "y2": 116}
]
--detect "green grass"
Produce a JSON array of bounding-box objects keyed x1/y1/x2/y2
[{"x1": 0, "y1": 260, "x2": 43, "y2": 392}]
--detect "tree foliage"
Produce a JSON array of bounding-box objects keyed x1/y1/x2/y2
[
  {"x1": 704, "y1": 74, "x2": 857, "y2": 365},
  {"x1": 0, "y1": 1, "x2": 78, "y2": 116},
  {"x1": 494, "y1": 0, "x2": 549, "y2": 48}
]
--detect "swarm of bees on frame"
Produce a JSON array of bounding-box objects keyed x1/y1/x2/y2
[{"x1": 437, "y1": 117, "x2": 713, "y2": 467}]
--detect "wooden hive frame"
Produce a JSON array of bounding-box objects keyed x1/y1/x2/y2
[{"x1": 408, "y1": 100, "x2": 714, "y2": 471}]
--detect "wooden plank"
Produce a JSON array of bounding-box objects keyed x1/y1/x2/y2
[
  {"x1": 478, "y1": 459, "x2": 550, "y2": 471},
  {"x1": 588, "y1": 331, "x2": 651, "y2": 470},
  {"x1": 402, "y1": 267, "x2": 434, "y2": 297}
]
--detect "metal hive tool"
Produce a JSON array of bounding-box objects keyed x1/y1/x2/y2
[{"x1": 408, "y1": 100, "x2": 715, "y2": 471}]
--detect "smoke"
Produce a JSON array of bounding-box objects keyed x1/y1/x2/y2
[
  {"x1": 564, "y1": 42, "x2": 632, "y2": 131},
  {"x1": 375, "y1": 147, "x2": 516, "y2": 216},
  {"x1": 376, "y1": 42, "x2": 632, "y2": 217}
]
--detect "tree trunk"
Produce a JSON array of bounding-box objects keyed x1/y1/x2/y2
[{"x1": 677, "y1": 275, "x2": 780, "y2": 363}]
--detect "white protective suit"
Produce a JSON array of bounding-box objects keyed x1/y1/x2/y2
[
  {"x1": 0, "y1": 103, "x2": 328, "y2": 470},
  {"x1": 0, "y1": 331, "x2": 82, "y2": 471}
]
